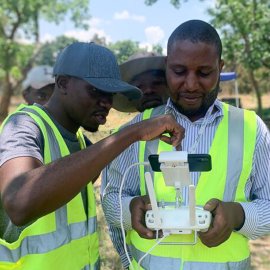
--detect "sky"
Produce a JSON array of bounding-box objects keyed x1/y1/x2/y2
[{"x1": 39, "y1": 0, "x2": 215, "y2": 52}]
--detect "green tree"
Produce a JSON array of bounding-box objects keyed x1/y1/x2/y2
[
  {"x1": 91, "y1": 33, "x2": 107, "y2": 46},
  {"x1": 108, "y1": 40, "x2": 143, "y2": 64},
  {"x1": 208, "y1": 0, "x2": 270, "y2": 116},
  {"x1": 36, "y1": 36, "x2": 78, "y2": 66},
  {"x1": 36, "y1": 33, "x2": 110, "y2": 68},
  {"x1": 0, "y1": 0, "x2": 90, "y2": 121},
  {"x1": 108, "y1": 40, "x2": 165, "y2": 65},
  {"x1": 144, "y1": 0, "x2": 182, "y2": 8},
  {"x1": 152, "y1": 44, "x2": 164, "y2": 55}
]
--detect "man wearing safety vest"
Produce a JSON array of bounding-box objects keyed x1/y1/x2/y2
[
  {"x1": 0, "y1": 42, "x2": 185, "y2": 270},
  {"x1": 102, "y1": 20, "x2": 270, "y2": 270}
]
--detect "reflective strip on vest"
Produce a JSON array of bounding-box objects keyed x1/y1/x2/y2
[
  {"x1": 0, "y1": 105, "x2": 99, "y2": 268},
  {"x1": 0, "y1": 219, "x2": 97, "y2": 262},
  {"x1": 129, "y1": 103, "x2": 256, "y2": 269},
  {"x1": 139, "y1": 108, "x2": 153, "y2": 195},
  {"x1": 223, "y1": 105, "x2": 244, "y2": 201},
  {"x1": 130, "y1": 245, "x2": 251, "y2": 270},
  {"x1": 23, "y1": 107, "x2": 62, "y2": 161}
]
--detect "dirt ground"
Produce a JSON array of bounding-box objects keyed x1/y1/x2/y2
[{"x1": 250, "y1": 236, "x2": 270, "y2": 270}]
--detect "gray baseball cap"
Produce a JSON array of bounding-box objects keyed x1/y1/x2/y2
[{"x1": 53, "y1": 42, "x2": 142, "y2": 110}]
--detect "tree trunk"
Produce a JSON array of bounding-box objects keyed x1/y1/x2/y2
[
  {"x1": 0, "y1": 72, "x2": 14, "y2": 122},
  {"x1": 248, "y1": 68, "x2": 262, "y2": 117}
]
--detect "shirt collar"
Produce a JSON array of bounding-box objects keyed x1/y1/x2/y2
[{"x1": 165, "y1": 98, "x2": 224, "y2": 124}]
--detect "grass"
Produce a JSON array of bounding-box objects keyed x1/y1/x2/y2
[{"x1": 95, "y1": 185, "x2": 124, "y2": 270}]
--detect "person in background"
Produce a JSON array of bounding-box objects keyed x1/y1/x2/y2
[
  {"x1": 102, "y1": 20, "x2": 270, "y2": 270},
  {"x1": 101, "y1": 52, "x2": 170, "y2": 268},
  {"x1": 0, "y1": 42, "x2": 184, "y2": 270},
  {"x1": 21, "y1": 65, "x2": 55, "y2": 105},
  {"x1": 113, "y1": 52, "x2": 169, "y2": 113}
]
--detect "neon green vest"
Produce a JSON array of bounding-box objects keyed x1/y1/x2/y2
[
  {"x1": 128, "y1": 103, "x2": 257, "y2": 270},
  {"x1": 0, "y1": 105, "x2": 100, "y2": 270}
]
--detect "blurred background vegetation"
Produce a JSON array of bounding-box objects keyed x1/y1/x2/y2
[{"x1": 0, "y1": 0, "x2": 269, "y2": 121}]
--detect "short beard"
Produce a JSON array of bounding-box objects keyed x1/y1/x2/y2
[
  {"x1": 173, "y1": 83, "x2": 220, "y2": 118},
  {"x1": 83, "y1": 126, "x2": 99, "y2": 133}
]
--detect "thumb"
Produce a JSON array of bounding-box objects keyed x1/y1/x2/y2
[{"x1": 204, "y1": 198, "x2": 220, "y2": 212}]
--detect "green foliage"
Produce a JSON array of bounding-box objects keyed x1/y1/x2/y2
[
  {"x1": 208, "y1": 0, "x2": 269, "y2": 114},
  {"x1": 208, "y1": 0, "x2": 270, "y2": 71},
  {"x1": 0, "y1": 0, "x2": 90, "y2": 68},
  {"x1": 152, "y1": 44, "x2": 164, "y2": 55},
  {"x1": 36, "y1": 34, "x2": 111, "y2": 67},
  {"x1": 41, "y1": 0, "x2": 90, "y2": 29},
  {"x1": 108, "y1": 40, "x2": 142, "y2": 64},
  {"x1": 0, "y1": 40, "x2": 33, "y2": 79},
  {"x1": 37, "y1": 37, "x2": 164, "y2": 69},
  {"x1": 0, "y1": 0, "x2": 91, "y2": 118},
  {"x1": 36, "y1": 36, "x2": 78, "y2": 66},
  {"x1": 108, "y1": 40, "x2": 164, "y2": 64},
  {"x1": 144, "y1": 0, "x2": 182, "y2": 8}
]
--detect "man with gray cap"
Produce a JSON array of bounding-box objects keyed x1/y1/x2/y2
[
  {"x1": 21, "y1": 65, "x2": 55, "y2": 105},
  {"x1": 0, "y1": 42, "x2": 184, "y2": 269}
]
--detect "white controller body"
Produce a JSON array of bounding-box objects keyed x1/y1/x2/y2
[
  {"x1": 144, "y1": 169, "x2": 211, "y2": 235},
  {"x1": 145, "y1": 206, "x2": 211, "y2": 234}
]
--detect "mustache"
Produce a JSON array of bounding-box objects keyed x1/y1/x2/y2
[
  {"x1": 177, "y1": 82, "x2": 221, "y2": 99},
  {"x1": 179, "y1": 92, "x2": 203, "y2": 98},
  {"x1": 92, "y1": 109, "x2": 109, "y2": 117}
]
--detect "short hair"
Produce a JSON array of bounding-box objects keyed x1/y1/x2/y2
[{"x1": 167, "y1": 20, "x2": 222, "y2": 59}]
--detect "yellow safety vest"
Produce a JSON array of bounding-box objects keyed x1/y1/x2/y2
[
  {"x1": 0, "y1": 104, "x2": 99, "y2": 270},
  {"x1": 128, "y1": 103, "x2": 257, "y2": 270}
]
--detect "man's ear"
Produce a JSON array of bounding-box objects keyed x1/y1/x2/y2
[
  {"x1": 165, "y1": 56, "x2": 168, "y2": 79},
  {"x1": 219, "y1": 59, "x2": 224, "y2": 72},
  {"x1": 56, "y1": 76, "x2": 69, "y2": 94},
  {"x1": 22, "y1": 89, "x2": 30, "y2": 103}
]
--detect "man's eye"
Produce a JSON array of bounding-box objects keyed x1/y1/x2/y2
[
  {"x1": 199, "y1": 71, "x2": 212, "y2": 77},
  {"x1": 87, "y1": 87, "x2": 100, "y2": 97},
  {"x1": 174, "y1": 69, "x2": 185, "y2": 76},
  {"x1": 37, "y1": 94, "x2": 47, "y2": 100},
  {"x1": 88, "y1": 87, "x2": 114, "y2": 98}
]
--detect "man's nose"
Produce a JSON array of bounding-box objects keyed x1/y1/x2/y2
[
  {"x1": 141, "y1": 85, "x2": 154, "y2": 94},
  {"x1": 99, "y1": 94, "x2": 113, "y2": 110},
  {"x1": 184, "y1": 73, "x2": 199, "y2": 91}
]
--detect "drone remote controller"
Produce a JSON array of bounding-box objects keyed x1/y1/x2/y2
[{"x1": 145, "y1": 172, "x2": 211, "y2": 234}]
